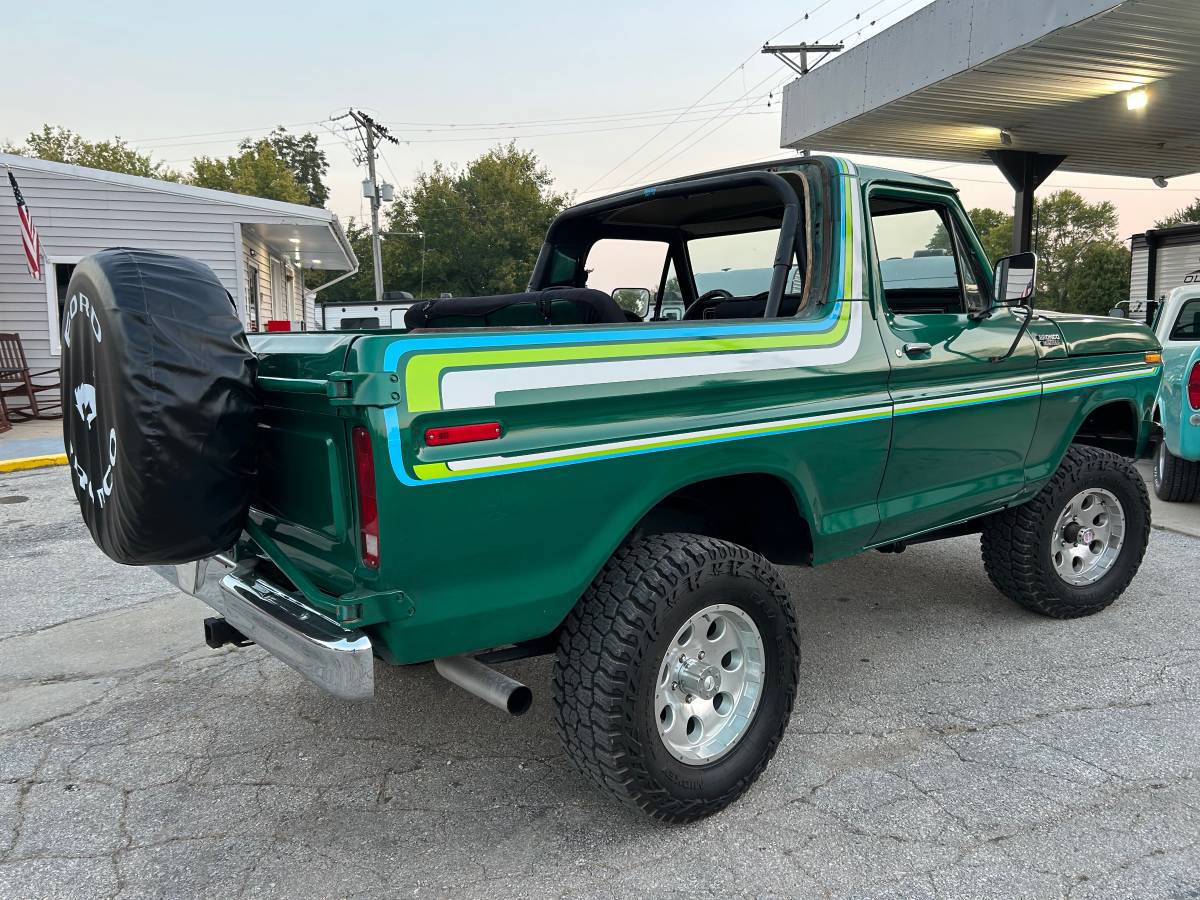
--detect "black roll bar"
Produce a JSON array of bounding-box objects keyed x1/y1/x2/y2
[{"x1": 532, "y1": 171, "x2": 803, "y2": 319}]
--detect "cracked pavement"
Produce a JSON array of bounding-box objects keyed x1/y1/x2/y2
[{"x1": 1, "y1": 467, "x2": 1198, "y2": 899}]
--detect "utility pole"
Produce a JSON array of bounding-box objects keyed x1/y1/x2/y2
[
  {"x1": 761, "y1": 42, "x2": 844, "y2": 77},
  {"x1": 345, "y1": 110, "x2": 399, "y2": 303}
]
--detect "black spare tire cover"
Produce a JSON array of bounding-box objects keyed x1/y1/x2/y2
[{"x1": 61, "y1": 249, "x2": 258, "y2": 565}]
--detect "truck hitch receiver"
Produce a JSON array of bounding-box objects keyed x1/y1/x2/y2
[{"x1": 203, "y1": 616, "x2": 253, "y2": 650}]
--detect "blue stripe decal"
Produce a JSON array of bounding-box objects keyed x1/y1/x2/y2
[{"x1": 381, "y1": 303, "x2": 846, "y2": 370}]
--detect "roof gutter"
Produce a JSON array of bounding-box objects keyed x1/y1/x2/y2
[{"x1": 308, "y1": 215, "x2": 361, "y2": 299}]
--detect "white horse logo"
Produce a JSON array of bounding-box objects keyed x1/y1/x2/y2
[{"x1": 74, "y1": 383, "x2": 97, "y2": 429}]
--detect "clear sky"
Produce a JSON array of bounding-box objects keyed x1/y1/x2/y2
[{"x1": 6, "y1": 0, "x2": 1199, "y2": 242}]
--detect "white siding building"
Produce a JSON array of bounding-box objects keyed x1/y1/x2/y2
[{"x1": 0, "y1": 153, "x2": 357, "y2": 371}]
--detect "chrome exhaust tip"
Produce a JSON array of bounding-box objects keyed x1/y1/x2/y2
[{"x1": 434, "y1": 655, "x2": 532, "y2": 716}]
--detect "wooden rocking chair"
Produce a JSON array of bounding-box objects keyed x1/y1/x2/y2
[{"x1": 0, "y1": 333, "x2": 62, "y2": 420}]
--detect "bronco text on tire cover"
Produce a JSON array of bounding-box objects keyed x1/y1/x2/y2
[{"x1": 61, "y1": 249, "x2": 258, "y2": 566}]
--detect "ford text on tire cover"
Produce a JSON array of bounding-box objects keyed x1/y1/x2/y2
[{"x1": 64, "y1": 157, "x2": 1162, "y2": 822}]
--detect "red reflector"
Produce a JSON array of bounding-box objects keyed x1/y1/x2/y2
[
  {"x1": 424, "y1": 422, "x2": 502, "y2": 446},
  {"x1": 351, "y1": 426, "x2": 380, "y2": 569},
  {"x1": 1188, "y1": 361, "x2": 1200, "y2": 411}
]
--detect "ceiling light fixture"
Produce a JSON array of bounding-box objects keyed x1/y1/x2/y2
[{"x1": 1126, "y1": 89, "x2": 1149, "y2": 111}]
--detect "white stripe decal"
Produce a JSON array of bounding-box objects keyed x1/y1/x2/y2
[
  {"x1": 439, "y1": 302, "x2": 864, "y2": 411},
  {"x1": 438, "y1": 362, "x2": 1160, "y2": 474},
  {"x1": 1043, "y1": 366, "x2": 1158, "y2": 392},
  {"x1": 446, "y1": 404, "x2": 893, "y2": 473},
  {"x1": 894, "y1": 383, "x2": 1041, "y2": 414}
]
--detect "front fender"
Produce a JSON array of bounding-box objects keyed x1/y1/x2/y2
[
  {"x1": 1023, "y1": 353, "x2": 1161, "y2": 494},
  {"x1": 1158, "y1": 345, "x2": 1200, "y2": 460}
]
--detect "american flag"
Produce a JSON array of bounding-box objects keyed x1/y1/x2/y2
[{"x1": 7, "y1": 170, "x2": 43, "y2": 281}]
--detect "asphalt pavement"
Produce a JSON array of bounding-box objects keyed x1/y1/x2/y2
[{"x1": 1, "y1": 466, "x2": 1198, "y2": 899}]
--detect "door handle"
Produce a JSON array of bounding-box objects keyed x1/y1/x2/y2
[{"x1": 901, "y1": 342, "x2": 932, "y2": 357}]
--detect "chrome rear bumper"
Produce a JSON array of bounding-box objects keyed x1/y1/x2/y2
[{"x1": 152, "y1": 557, "x2": 374, "y2": 701}]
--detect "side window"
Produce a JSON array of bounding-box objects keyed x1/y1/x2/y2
[
  {"x1": 948, "y1": 214, "x2": 991, "y2": 314},
  {"x1": 687, "y1": 229, "x2": 802, "y2": 299},
  {"x1": 1169, "y1": 299, "x2": 1200, "y2": 341},
  {"x1": 659, "y1": 259, "x2": 685, "y2": 320},
  {"x1": 870, "y1": 199, "x2": 967, "y2": 315},
  {"x1": 583, "y1": 239, "x2": 668, "y2": 298}
]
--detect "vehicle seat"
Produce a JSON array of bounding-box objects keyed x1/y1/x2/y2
[
  {"x1": 685, "y1": 292, "x2": 804, "y2": 320},
  {"x1": 405, "y1": 287, "x2": 627, "y2": 330}
]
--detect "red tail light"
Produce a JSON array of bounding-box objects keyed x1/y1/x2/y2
[
  {"x1": 351, "y1": 426, "x2": 380, "y2": 569},
  {"x1": 1188, "y1": 361, "x2": 1200, "y2": 410},
  {"x1": 424, "y1": 422, "x2": 501, "y2": 446}
]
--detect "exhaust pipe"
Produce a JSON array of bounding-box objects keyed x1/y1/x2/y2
[{"x1": 434, "y1": 655, "x2": 532, "y2": 716}]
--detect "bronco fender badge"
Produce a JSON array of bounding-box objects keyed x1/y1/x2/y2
[{"x1": 1036, "y1": 333, "x2": 1064, "y2": 348}]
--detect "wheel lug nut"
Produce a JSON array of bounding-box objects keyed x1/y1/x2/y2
[
  {"x1": 685, "y1": 694, "x2": 693, "y2": 703},
  {"x1": 671, "y1": 682, "x2": 678, "y2": 691},
  {"x1": 698, "y1": 651, "x2": 705, "y2": 660}
]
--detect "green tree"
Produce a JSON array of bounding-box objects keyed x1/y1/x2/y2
[
  {"x1": 925, "y1": 207, "x2": 1011, "y2": 265},
  {"x1": 922, "y1": 193, "x2": 1124, "y2": 313},
  {"x1": 3, "y1": 125, "x2": 179, "y2": 180},
  {"x1": 1154, "y1": 198, "x2": 1200, "y2": 229},
  {"x1": 190, "y1": 140, "x2": 308, "y2": 205},
  {"x1": 967, "y1": 207, "x2": 1013, "y2": 265},
  {"x1": 244, "y1": 128, "x2": 329, "y2": 207},
  {"x1": 1032, "y1": 190, "x2": 1120, "y2": 311},
  {"x1": 1062, "y1": 240, "x2": 1132, "y2": 316},
  {"x1": 381, "y1": 143, "x2": 569, "y2": 298}
]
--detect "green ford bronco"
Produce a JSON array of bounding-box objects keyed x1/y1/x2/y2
[{"x1": 63, "y1": 155, "x2": 1162, "y2": 822}]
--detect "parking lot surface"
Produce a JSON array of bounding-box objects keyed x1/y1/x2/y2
[{"x1": 1, "y1": 466, "x2": 1198, "y2": 899}]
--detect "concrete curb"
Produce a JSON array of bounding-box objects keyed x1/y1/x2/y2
[{"x1": 0, "y1": 453, "x2": 68, "y2": 473}]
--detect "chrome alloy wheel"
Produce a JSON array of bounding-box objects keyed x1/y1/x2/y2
[
  {"x1": 1154, "y1": 442, "x2": 1165, "y2": 490},
  {"x1": 653, "y1": 604, "x2": 766, "y2": 765},
  {"x1": 1051, "y1": 488, "x2": 1127, "y2": 586}
]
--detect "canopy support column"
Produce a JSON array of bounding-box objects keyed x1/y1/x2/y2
[{"x1": 986, "y1": 150, "x2": 1066, "y2": 254}]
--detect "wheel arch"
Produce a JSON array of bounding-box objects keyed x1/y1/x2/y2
[
  {"x1": 1070, "y1": 397, "x2": 1141, "y2": 458},
  {"x1": 627, "y1": 470, "x2": 816, "y2": 567}
]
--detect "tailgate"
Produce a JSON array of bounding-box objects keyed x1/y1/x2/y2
[{"x1": 249, "y1": 332, "x2": 364, "y2": 596}]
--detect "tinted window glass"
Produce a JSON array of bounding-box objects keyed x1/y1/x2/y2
[
  {"x1": 584, "y1": 239, "x2": 668, "y2": 296},
  {"x1": 1170, "y1": 299, "x2": 1200, "y2": 341},
  {"x1": 687, "y1": 229, "x2": 801, "y2": 297},
  {"x1": 871, "y1": 202, "x2": 966, "y2": 314},
  {"x1": 340, "y1": 316, "x2": 380, "y2": 330}
]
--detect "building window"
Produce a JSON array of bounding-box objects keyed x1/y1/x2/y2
[{"x1": 45, "y1": 260, "x2": 81, "y2": 355}]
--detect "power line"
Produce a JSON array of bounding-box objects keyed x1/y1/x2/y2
[
  {"x1": 129, "y1": 120, "x2": 324, "y2": 144},
  {"x1": 377, "y1": 99, "x2": 771, "y2": 131},
  {"x1": 579, "y1": 0, "x2": 841, "y2": 195},
  {"x1": 615, "y1": 72, "x2": 781, "y2": 189}
]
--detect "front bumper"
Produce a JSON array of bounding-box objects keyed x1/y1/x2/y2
[{"x1": 152, "y1": 557, "x2": 374, "y2": 701}]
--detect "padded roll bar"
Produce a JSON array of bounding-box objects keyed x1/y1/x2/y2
[{"x1": 534, "y1": 172, "x2": 804, "y2": 319}]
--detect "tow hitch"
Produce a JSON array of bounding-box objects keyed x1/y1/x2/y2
[{"x1": 203, "y1": 616, "x2": 253, "y2": 649}]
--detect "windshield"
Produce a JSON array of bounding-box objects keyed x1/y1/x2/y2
[{"x1": 688, "y1": 229, "x2": 801, "y2": 296}]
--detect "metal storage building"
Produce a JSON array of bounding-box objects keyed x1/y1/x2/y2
[{"x1": 0, "y1": 153, "x2": 357, "y2": 372}]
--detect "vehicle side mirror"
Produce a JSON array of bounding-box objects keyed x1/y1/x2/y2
[
  {"x1": 1109, "y1": 307, "x2": 1127, "y2": 318},
  {"x1": 993, "y1": 251, "x2": 1037, "y2": 306},
  {"x1": 612, "y1": 287, "x2": 651, "y2": 319}
]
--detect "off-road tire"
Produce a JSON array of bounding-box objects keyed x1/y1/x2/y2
[
  {"x1": 1153, "y1": 440, "x2": 1200, "y2": 503},
  {"x1": 553, "y1": 533, "x2": 799, "y2": 823},
  {"x1": 981, "y1": 446, "x2": 1150, "y2": 618}
]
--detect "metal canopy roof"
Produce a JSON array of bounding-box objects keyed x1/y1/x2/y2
[{"x1": 780, "y1": 0, "x2": 1200, "y2": 179}]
